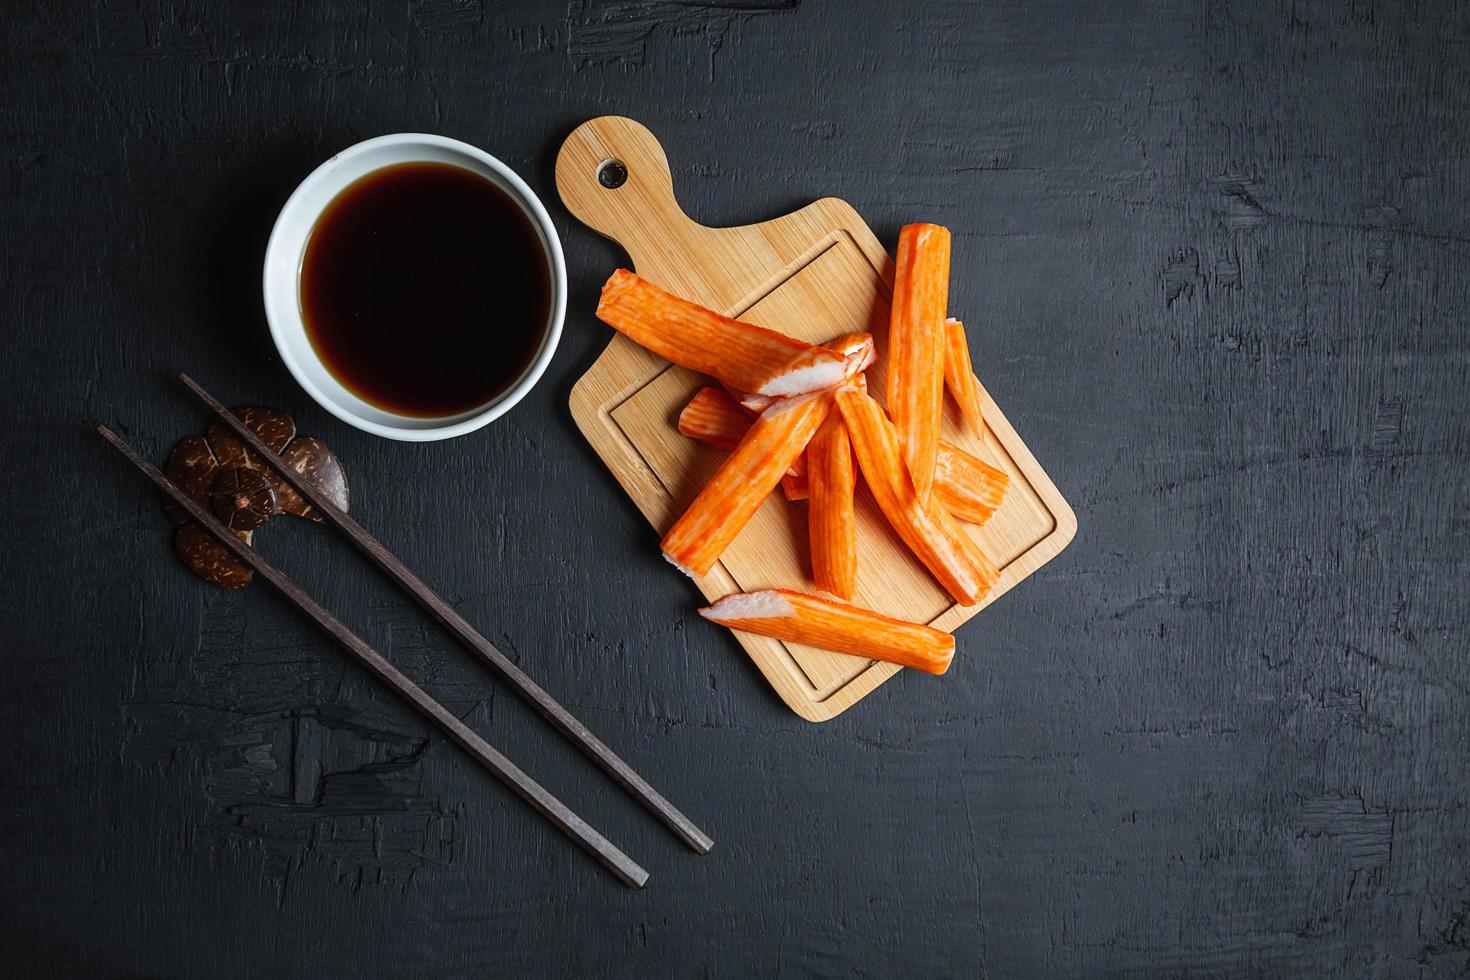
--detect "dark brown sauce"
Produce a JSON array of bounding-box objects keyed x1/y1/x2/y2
[{"x1": 300, "y1": 161, "x2": 551, "y2": 418}]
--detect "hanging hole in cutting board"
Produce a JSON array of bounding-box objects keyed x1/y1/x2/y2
[{"x1": 597, "y1": 159, "x2": 628, "y2": 189}]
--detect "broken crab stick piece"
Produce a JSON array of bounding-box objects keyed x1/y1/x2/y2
[
  {"x1": 662, "y1": 392, "x2": 832, "y2": 577},
  {"x1": 597, "y1": 270, "x2": 846, "y2": 397},
  {"x1": 732, "y1": 333, "x2": 874, "y2": 412},
  {"x1": 733, "y1": 389, "x2": 777, "y2": 414},
  {"x1": 677, "y1": 387, "x2": 751, "y2": 454},
  {"x1": 756, "y1": 331, "x2": 875, "y2": 401},
  {"x1": 781, "y1": 470, "x2": 809, "y2": 501},
  {"x1": 807, "y1": 412, "x2": 857, "y2": 599},
  {"x1": 679, "y1": 388, "x2": 804, "y2": 482},
  {"x1": 699, "y1": 590, "x2": 954, "y2": 675},
  {"x1": 825, "y1": 331, "x2": 877, "y2": 376},
  {"x1": 835, "y1": 385, "x2": 998, "y2": 605},
  {"x1": 943, "y1": 317, "x2": 987, "y2": 439},
  {"x1": 934, "y1": 445, "x2": 1009, "y2": 526},
  {"x1": 680, "y1": 387, "x2": 1001, "y2": 518},
  {"x1": 885, "y1": 224, "x2": 951, "y2": 500},
  {"x1": 750, "y1": 344, "x2": 853, "y2": 398}
]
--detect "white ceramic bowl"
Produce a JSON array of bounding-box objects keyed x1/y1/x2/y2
[{"x1": 262, "y1": 134, "x2": 566, "y2": 441}]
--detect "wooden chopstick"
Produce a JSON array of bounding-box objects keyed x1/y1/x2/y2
[
  {"x1": 98, "y1": 424, "x2": 650, "y2": 889},
  {"x1": 179, "y1": 373, "x2": 714, "y2": 855}
]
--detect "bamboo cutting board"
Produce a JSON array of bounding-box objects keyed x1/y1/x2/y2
[{"x1": 557, "y1": 117, "x2": 1076, "y2": 722}]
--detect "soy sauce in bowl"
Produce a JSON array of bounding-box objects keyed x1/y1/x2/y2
[{"x1": 299, "y1": 162, "x2": 552, "y2": 419}]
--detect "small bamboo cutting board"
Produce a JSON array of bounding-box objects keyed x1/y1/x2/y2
[{"x1": 557, "y1": 117, "x2": 1076, "y2": 722}]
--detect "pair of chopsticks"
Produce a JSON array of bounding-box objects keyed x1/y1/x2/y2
[{"x1": 99, "y1": 373, "x2": 713, "y2": 888}]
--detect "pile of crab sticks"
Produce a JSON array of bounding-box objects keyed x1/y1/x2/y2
[{"x1": 595, "y1": 224, "x2": 1008, "y2": 677}]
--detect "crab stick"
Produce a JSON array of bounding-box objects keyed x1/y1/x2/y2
[
  {"x1": 885, "y1": 224, "x2": 950, "y2": 500},
  {"x1": 934, "y1": 446, "x2": 1008, "y2": 526},
  {"x1": 807, "y1": 412, "x2": 857, "y2": 598},
  {"x1": 730, "y1": 332, "x2": 874, "y2": 413},
  {"x1": 781, "y1": 470, "x2": 809, "y2": 501},
  {"x1": 676, "y1": 386, "x2": 751, "y2": 453},
  {"x1": 679, "y1": 387, "x2": 1005, "y2": 523},
  {"x1": 597, "y1": 270, "x2": 846, "y2": 397},
  {"x1": 943, "y1": 317, "x2": 987, "y2": 439},
  {"x1": 699, "y1": 590, "x2": 954, "y2": 675},
  {"x1": 679, "y1": 388, "x2": 806, "y2": 482},
  {"x1": 835, "y1": 385, "x2": 998, "y2": 605},
  {"x1": 825, "y1": 331, "x2": 877, "y2": 376},
  {"x1": 662, "y1": 392, "x2": 832, "y2": 577}
]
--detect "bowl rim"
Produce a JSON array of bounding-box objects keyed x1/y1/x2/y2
[{"x1": 261, "y1": 132, "x2": 567, "y2": 442}]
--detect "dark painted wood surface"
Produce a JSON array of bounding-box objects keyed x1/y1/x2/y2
[{"x1": 3, "y1": 2, "x2": 1467, "y2": 976}]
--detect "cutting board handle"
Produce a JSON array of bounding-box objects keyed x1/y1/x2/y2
[{"x1": 555, "y1": 116, "x2": 708, "y2": 264}]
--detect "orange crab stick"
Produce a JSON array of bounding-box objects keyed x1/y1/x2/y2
[
  {"x1": 679, "y1": 388, "x2": 805, "y2": 483},
  {"x1": 836, "y1": 385, "x2": 997, "y2": 605},
  {"x1": 699, "y1": 590, "x2": 954, "y2": 675},
  {"x1": 679, "y1": 387, "x2": 1003, "y2": 522},
  {"x1": 731, "y1": 332, "x2": 874, "y2": 413},
  {"x1": 807, "y1": 412, "x2": 857, "y2": 598},
  {"x1": 943, "y1": 317, "x2": 987, "y2": 439},
  {"x1": 886, "y1": 224, "x2": 951, "y2": 499},
  {"x1": 677, "y1": 387, "x2": 751, "y2": 453},
  {"x1": 825, "y1": 331, "x2": 877, "y2": 375},
  {"x1": 781, "y1": 470, "x2": 809, "y2": 501},
  {"x1": 597, "y1": 270, "x2": 846, "y2": 397},
  {"x1": 934, "y1": 445, "x2": 1009, "y2": 526},
  {"x1": 662, "y1": 392, "x2": 832, "y2": 577}
]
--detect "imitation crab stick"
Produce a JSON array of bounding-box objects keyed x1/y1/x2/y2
[
  {"x1": 934, "y1": 445, "x2": 1009, "y2": 526},
  {"x1": 826, "y1": 331, "x2": 877, "y2": 376},
  {"x1": 680, "y1": 387, "x2": 1005, "y2": 524},
  {"x1": 662, "y1": 392, "x2": 832, "y2": 577},
  {"x1": 943, "y1": 317, "x2": 987, "y2": 439},
  {"x1": 782, "y1": 470, "x2": 809, "y2": 501},
  {"x1": 872, "y1": 407, "x2": 1008, "y2": 528},
  {"x1": 731, "y1": 332, "x2": 875, "y2": 412},
  {"x1": 699, "y1": 590, "x2": 954, "y2": 675},
  {"x1": 596, "y1": 270, "x2": 847, "y2": 397},
  {"x1": 807, "y1": 412, "x2": 857, "y2": 598},
  {"x1": 676, "y1": 387, "x2": 750, "y2": 453},
  {"x1": 679, "y1": 388, "x2": 805, "y2": 483},
  {"x1": 885, "y1": 224, "x2": 951, "y2": 500},
  {"x1": 835, "y1": 385, "x2": 998, "y2": 604}
]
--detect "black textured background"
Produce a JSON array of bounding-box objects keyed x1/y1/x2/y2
[{"x1": 4, "y1": 2, "x2": 1468, "y2": 977}]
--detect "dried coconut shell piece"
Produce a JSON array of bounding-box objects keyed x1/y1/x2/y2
[
  {"x1": 272, "y1": 436, "x2": 348, "y2": 523},
  {"x1": 205, "y1": 405, "x2": 296, "y2": 470},
  {"x1": 211, "y1": 466, "x2": 278, "y2": 531},
  {"x1": 174, "y1": 523, "x2": 253, "y2": 589},
  {"x1": 235, "y1": 406, "x2": 295, "y2": 453},
  {"x1": 158, "y1": 406, "x2": 347, "y2": 588},
  {"x1": 204, "y1": 423, "x2": 250, "y2": 470},
  {"x1": 162, "y1": 434, "x2": 220, "y2": 524}
]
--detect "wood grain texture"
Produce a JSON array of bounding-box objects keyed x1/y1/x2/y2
[
  {"x1": 3, "y1": 1, "x2": 1469, "y2": 977},
  {"x1": 559, "y1": 116, "x2": 1075, "y2": 721}
]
